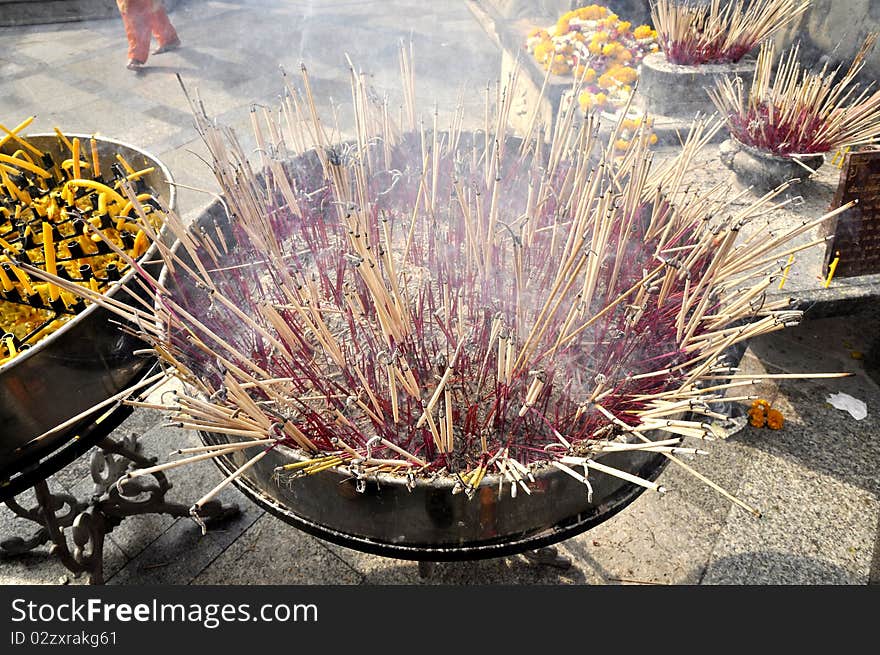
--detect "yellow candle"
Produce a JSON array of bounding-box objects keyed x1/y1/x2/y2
[
  {"x1": 72, "y1": 138, "x2": 81, "y2": 179},
  {"x1": 42, "y1": 222, "x2": 60, "y2": 302},
  {"x1": 53, "y1": 126, "x2": 73, "y2": 152},
  {"x1": 10, "y1": 264, "x2": 35, "y2": 297},
  {"x1": 115, "y1": 153, "x2": 136, "y2": 175},
  {"x1": 0, "y1": 115, "x2": 36, "y2": 150},
  {"x1": 824, "y1": 252, "x2": 840, "y2": 288},
  {"x1": 778, "y1": 254, "x2": 795, "y2": 290},
  {"x1": 0, "y1": 259, "x2": 14, "y2": 291},
  {"x1": 90, "y1": 137, "x2": 101, "y2": 178},
  {"x1": 125, "y1": 166, "x2": 155, "y2": 182}
]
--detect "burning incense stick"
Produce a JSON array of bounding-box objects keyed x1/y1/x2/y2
[
  {"x1": 652, "y1": 0, "x2": 810, "y2": 65},
  {"x1": 711, "y1": 35, "x2": 880, "y2": 156}
]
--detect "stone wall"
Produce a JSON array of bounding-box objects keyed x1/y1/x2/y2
[{"x1": 775, "y1": 0, "x2": 880, "y2": 83}]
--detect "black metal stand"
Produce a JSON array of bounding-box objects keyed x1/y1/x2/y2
[{"x1": 1, "y1": 425, "x2": 239, "y2": 585}]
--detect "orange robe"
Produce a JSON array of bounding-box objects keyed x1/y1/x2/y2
[{"x1": 116, "y1": 0, "x2": 179, "y2": 63}]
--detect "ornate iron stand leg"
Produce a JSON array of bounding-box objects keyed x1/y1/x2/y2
[{"x1": 1, "y1": 432, "x2": 239, "y2": 584}]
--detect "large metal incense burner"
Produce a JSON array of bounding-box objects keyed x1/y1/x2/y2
[{"x1": 167, "y1": 138, "x2": 672, "y2": 563}]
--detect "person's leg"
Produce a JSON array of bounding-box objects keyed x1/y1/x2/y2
[
  {"x1": 149, "y1": 3, "x2": 180, "y2": 52},
  {"x1": 119, "y1": 0, "x2": 152, "y2": 65}
]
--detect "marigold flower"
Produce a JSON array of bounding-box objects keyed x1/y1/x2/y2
[
  {"x1": 593, "y1": 31, "x2": 610, "y2": 44},
  {"x1": 614, "y1": 138, "x2": 630, "y2": 151},
  {"x1": 533, "y1": 42, "x2": 554, "y2": 62},
  {"x1": 748, "y1": 410, "x2": 767, "y2": 428},
  {"x1": 597, "y1": 73, "x2": 617, "y2": 89},
  {"x1": 602, "y1": 42, "x2": 619, "y2": 57},
  {"x1": 766, "y1": 409, "x2": 784, "y2": 430},
  {"x1": 617, "y1": 21, "x2": 632, "y2": 33},
  {"x1": 610, "y1": 66, "x2": 638, "y2": 84},
  {"x1": 633, "y1": 24, "x2": 654, "y2": 40},
  {"x1": 649, "y1": 133, "x2": 659, "y2": 145}
]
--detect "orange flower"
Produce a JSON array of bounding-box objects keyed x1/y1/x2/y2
[
  {"x1": 748, "y1": 408, "x2": 766, "y2": 428},
  {"x1": 752, "y1": 399, "x2": 771, "y2": 410},
  {"x1": 766, "y1": 409, "x2": 784, "y2": 430}
]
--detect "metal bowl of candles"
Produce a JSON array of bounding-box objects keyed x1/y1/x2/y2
[{"x1": 0, "y1": 133, "x2": 174, "y2": 478}]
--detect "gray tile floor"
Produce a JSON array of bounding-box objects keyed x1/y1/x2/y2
[{"x1": 1, "y1": 1, "x2": 878, "y2": 585}]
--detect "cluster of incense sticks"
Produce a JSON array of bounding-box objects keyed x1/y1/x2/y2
[
  {"x1": 0, "y1": 117, "x2": 165, "y2": 366},
  {"x1": 710, "y1": 36, "x2": 880, "y2": 156},
  {"x1": 651, "y1": 0, "x2": 810, "y2": 66},
  {"x1": 27, "y1": 55, "x2": 855, "y2": 521}
]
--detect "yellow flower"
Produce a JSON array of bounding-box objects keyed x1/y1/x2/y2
[
  {"x1": 622, "y1": 117, "x2": 642, "y2": 131},
  {"x1": 593, "y1": 31, "x2": 610, "y2": 44},
  {"x1": 578, "y1": 91, "x2": 595, "y2": 110},
  {"x1": 584, "y1": 67, "x2": 597, "y2": 83},
  {"x1": 528, "y1": 27, "x2": 549, "y2": 39},
  {"x1": 616, "y1": 49, "x2": 633, "y2": 62},
  {"x1": 556, "y1": 18, "x2": 571, "y2": 34},
  {"x1": 617, "y1": 21, "x2": 632, "y2": 33},
  {"x1": 588, "y1": 41, "x2": 603, "y2": 55},
  {"x1": 533, "y1": 42, "x2": 554, "y2": 62},
  {"x1": 649, "y1": 133, "x2": 659, "y2": 145},
  {"x1": 614, "y1": 138, "x2": 630, "y2": 151},
  {"x1": 578, "y1": 5, "x2": 607, "y2": 21},
  {"x1": 602, "y1": 42, "x2": 619, "y2": 57},
  {"x1": 550, "y1": 54, "x2": 570, "y2": 74},
  {"x1": 610, "y1": 66, "x2": 638, "y2": 84},
  {"x1": 597, "y1": 72, "x2": 618, "y2": 89},
  {"x1": 633, "y1": 24, "x2": 654, "y2": 40}
]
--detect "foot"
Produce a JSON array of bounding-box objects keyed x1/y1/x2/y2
[
  {"x1": 126, "y1": 59, "x2": 145, "y2": 70},
  {"x1": 152, "y1": 38, "x2": 181, "y2": 55}
]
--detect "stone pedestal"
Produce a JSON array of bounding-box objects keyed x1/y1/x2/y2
[
  {"x1": 638, "y1": 52, "x2": 754, "y2": 119},
  {"x1": 719, "y1": 138, "x2": 825, "y2": 191}
]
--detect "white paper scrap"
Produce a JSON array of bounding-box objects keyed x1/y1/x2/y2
[{"x1": 825, "y1": 392, "x2": 868, "y2": 421}]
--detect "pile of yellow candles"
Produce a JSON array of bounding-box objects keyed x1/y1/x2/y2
[{"x1": 0, "y1": 117, "x2": 166, "y2": 367}]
